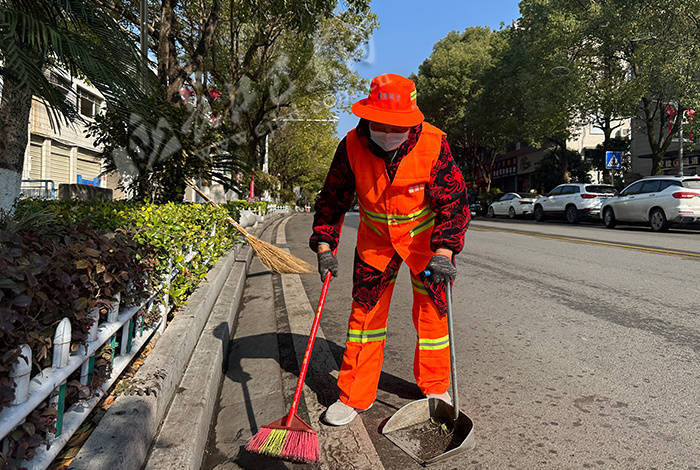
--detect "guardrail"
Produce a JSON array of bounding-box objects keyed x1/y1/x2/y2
[
  {"x1": 0, "y1": 218, "x2": 248, "y2": 469},
  {"x1": 20, "y1": 180, "x2": 56, "y2": 200}
]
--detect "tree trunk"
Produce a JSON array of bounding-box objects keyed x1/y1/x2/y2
[
  {"x1": 158, "y1": 0, "x2": 182, "y2": 104},
  {"x1": 552, "y1": 140, "x2": 570, "y2": 183},
  {"x1": 641, "y1": 98, "x2": 681, "y2": 176},
  {"x1": 0, "y1": 77, "x2": 33, "y2": 214}
]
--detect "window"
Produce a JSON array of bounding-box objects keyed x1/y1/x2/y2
[
  {"x1": 549, "y1": 186, "x2": 563, "y2": 196},
  {"x1": 589, "y1": 120, "x2": 604, "y2": 135},
  {"x1": 585, "y1": 185, "x2": 617, "y2": 194},
  {"x1": 621, "y1": 181, "x2": 643, "y2": 196},
  {"x1": 561, "y1": 185, "x2": 579, "y2": 195},
  {"x1": 52, "y1": 73, "x2": 74, "y2": 104},
  {"x1": 639, "y1": 180, "x2": 661, "y2": 193},
  {"x1": 78, "y1": 87, "x2": 103, "y2": 118},
  {"x1": 658, "y1": 180, "x2": 681, "y2": 191},
  {"x1": 681, "y1": 179, "x2": 700, "y2": 189}
]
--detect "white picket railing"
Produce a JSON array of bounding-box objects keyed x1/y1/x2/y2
[{"x1": 0, "y1": 216, "x2": 259, "y2": 469}]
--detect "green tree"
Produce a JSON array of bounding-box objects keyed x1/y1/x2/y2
[
  {"x1": 0, "y1": 0, "x2": 149, "y2": 212},
  {"x1": 269, "y1": 100, "x2": 338, "y2": 200},
  {"x1": 92, "y1": 0, "x2": 375, "y2": 201},
  {"x1": 517, "y1": 0, "x2": 700, "y2": 175},
  {"x1": 412, "y1": 26, "x2": 502, "y2": 191},
  {"x1": 531, "y1": 149, "x2": 591, "y2": 193}
]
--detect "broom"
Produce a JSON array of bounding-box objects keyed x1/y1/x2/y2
[
  {"x1": 185, "y1": 180, "x2": 313, "y2": 274},
  {"x1": 246, "y1": 222, "x2": 344, "y2": 463}
]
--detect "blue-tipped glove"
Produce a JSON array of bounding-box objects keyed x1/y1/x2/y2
[
  {"x1": 317, "y1": 250, "x2": 338, "y2": 281},
  {"x1": 425, "y1": 255, "x2": 457, "y2": 284}
]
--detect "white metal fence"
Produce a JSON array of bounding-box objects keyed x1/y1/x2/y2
[
  {"x1": 0, "y1": 244, "x2": 192, "y2": 469},
  {"x1": 0, "y1": 206, "x2": 290, "y2": 469}
]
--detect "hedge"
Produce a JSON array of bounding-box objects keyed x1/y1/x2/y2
[{"x1": 0, "y1": 199, "x2": 269, "y2": 466}]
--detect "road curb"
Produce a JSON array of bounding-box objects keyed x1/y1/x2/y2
[
  {"x1": 69, "y1": 213, "x2": 286, "y2": 470},
  {"x1": 144, "y1": 214, "x2": 284, "y2": 470},
  {"x1": 144, "y1": 244, "x2": 254, "y2": 470}
]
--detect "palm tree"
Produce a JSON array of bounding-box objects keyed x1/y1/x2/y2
[{"x1": 0, "y1": 0, "x2": 150, "y2": 212}]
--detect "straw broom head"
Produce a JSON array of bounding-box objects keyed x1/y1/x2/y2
[
  {"x1": 185, "y1": 180, "x2": 314, "y2": 274},
  {"x1": 246, "y1": 234, "x2": 314, "y2": 274}
]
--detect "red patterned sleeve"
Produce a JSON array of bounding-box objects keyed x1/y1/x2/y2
[
  {"x1": 427, "y1": 136, "x2": 470, "y2": 254},
  {"x1": 309, "y1": 138, "x2": 355, "y2": 252}
]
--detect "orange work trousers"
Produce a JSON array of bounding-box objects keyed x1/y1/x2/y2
[{"x1": 337, "y1": 274, "x2": 450, "y2": 410}]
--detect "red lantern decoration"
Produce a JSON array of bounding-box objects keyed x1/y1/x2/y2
[
  {"x1": 209, "y1": 87, "x2": 222, "y2": 100},
  {"x1": 181, "y1": 86, "x2": 195, "y2": 100}
]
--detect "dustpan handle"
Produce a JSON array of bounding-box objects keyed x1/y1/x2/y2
[{"x1": 446, "y1": 282, "x2": 459, "y2": 421}]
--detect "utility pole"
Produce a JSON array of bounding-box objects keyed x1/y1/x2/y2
[{"x1": 679, "y1": 115, "x2": 684, "y2": 177}]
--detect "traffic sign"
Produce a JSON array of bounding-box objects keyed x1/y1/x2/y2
[{"x1": 605, "y1": 151, "x2": 622, "y2": 170}]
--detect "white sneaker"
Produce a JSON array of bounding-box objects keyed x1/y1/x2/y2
[
  {"x1": 323, "y1": 399, "x2": 372, "y2": 426},
  {"x1": 426, "y1": 391, "x2": 452, "y2": 406}
]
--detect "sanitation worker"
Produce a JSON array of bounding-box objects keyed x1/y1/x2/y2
[{"x1": 310, "y1": 74, "x2": 470, "y2": 426}]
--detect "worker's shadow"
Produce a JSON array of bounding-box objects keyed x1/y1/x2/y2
[{"x1": 222, "y1": 331, "x2": 422, "y2": 469}]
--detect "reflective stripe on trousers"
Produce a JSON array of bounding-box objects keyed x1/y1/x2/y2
[{"x1": 337, "y1": 272, "x2": 450, "y2": 410}]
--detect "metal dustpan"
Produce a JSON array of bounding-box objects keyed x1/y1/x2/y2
[{"x1": 382, "y1": 282, "x2": 475, "y2": 465}]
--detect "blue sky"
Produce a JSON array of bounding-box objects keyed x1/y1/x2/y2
[{"x1": 336, "y1": 0, "x2": 521, "y2": 136}]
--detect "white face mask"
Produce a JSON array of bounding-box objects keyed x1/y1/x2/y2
[{"x1": 369, "y1": 128, "x2": 410, "y2": 152}]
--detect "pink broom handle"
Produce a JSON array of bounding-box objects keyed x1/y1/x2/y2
[{"x1": 286, "y1": 219, "x2": 344, "y2": 426}]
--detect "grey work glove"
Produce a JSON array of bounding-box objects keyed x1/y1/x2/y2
[
  {"x1": 425, "y1": 255, "x2": 457, "y2": 284},
  {"x1": 317, "y1": 250, "x2": 338, "y2": 281}
]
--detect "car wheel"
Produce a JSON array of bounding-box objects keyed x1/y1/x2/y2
[
  {"x1": 649, "y1": 208, "x2": 669, "y2": 232},
  {"x1": 534, "y1": 205, "x2": 545, "y2": 222},
  {"x1": 565, "y1": 205, "x2": 579, "y2": 224},
  {"x1": 603, "y1": 207, "x2": 616, "y2": 229},
  {"x1": 488, "y1": 206, "x2": 495, "y2": 218},
  {"x1": 508, "y1": 206, "x2": 516, "y2": 219}
]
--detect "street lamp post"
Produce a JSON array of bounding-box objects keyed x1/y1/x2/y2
[{"x1": 679, "y1": 115, "x2": 684, "y2": 177}]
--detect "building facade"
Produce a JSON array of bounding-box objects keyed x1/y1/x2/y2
[
  {"x1": 20, "y1": 70, "x2": 110, "y2": 198},
  {"x1": 630, "y1": 116, "x2": 699, "y2": 177},
  {"x1": 491, "y1": 118, "x2": 632, "y2": 194}
]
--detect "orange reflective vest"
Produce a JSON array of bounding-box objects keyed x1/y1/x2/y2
[{"x1": 347, "y1": 122, "x2": 445, "y2": 276}]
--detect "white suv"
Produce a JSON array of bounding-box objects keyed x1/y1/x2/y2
[
  {"x1": 600, "y1": 176, "x2": 700, "y2": 231},
  {"x1": 533, "y1": 184, "x2": 618, "y2": 224}
]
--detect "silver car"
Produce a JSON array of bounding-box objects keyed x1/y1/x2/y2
[{"x1": 600, "y1": 176, "x2": 700, "y2": 231}]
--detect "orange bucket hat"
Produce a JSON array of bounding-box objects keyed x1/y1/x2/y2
[{"x1": 351, "y1": 74, "x2": 424, "y2": 127}]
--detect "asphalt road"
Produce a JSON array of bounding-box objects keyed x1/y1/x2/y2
[{"x1": 285, "y1": 212, "x2": 700, "y2": 470}]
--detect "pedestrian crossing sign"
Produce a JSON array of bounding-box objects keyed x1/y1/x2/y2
[{"x1": 606, "y1": 151, "x2": 622, "y2": 169}]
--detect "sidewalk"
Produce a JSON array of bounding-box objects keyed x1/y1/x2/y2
[{"x1": 203, "y1": 216, "x2": 385, "y2": 470}]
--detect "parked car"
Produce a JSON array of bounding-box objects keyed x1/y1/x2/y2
[
  {"x1": 469, "y1": 200, "x2": 483, "y2": 217},
  {"x1": 600, "y1": 176, "x2": 700, "y2": 231},
  {"x1": 487, "y1": 192, "x2": 540, "y2": 219},
  {"x1": 533, "y1": 183, "x2": 618, "y2": 223}
]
